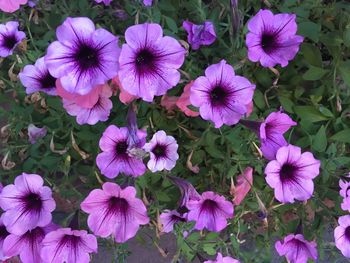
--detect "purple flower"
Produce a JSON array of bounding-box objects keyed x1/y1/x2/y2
[
  {"x1": 3, "y1": 224, "x2": 58, "y2": 263},
  {"x1": 204, "y1": 252, "x2": 240, "y2": 263},
  {"x1": 119, "y1": 23, "x2": 186, "y2": 102},
  {"x1": 339, "y1": 175, "x2": 350, "y2": 212},
  {"x1": 80, "y1": 182, "x2": 149, "y2": 243},
  {"x1": 40, "y1": 227, "x2": 97, "y2": 263},
  {"x1": 168, "y1": 176, "x2": 201, "y2": 207},
  {"x1": 0, "y1": 217, "x2": 10, "y2": 261},
  {"x1": 63, "y1": 84, "x2": 113, "y2": 125},
  {"x1": 0, "y1": 173, "x2": 56, "y2": 235},
  {"x1": 19, "y1": 57, "x2": 57, "y2": 95},
  {"x1": 182, "y1": 21, "x2": 216, "y2": 50},
  {"x1": 96, "y1": 125, "x2": 147, "y2": 178},
  {"x1": 45, "y1": 17, "x2": 121, "y2": 95},
  {"x1": 275, "y1": 234, "x2": 317, "y2": 263},
  {"x1": 143, "y1": 0, "x2": 152, "y2": 6},
  {"x1": 159, "y1": 210, "x2": 186, "y2": 233},
  {"x1": 246, "y1": 9, "x2": 303, "y2": 67},
  {"x1": 265, "y1": 145, "x2": 320, "y2": 203},
  {"x1": 0, "y1": 21, "x2": 25, "y2": 57},
  {"x1": 94, "y1": 0, "x2": 112, "y2": 5},
  {"x1": 28, "y1": 124, "x2": 47, "y2": 144},
  {"x1": 187, "y1": 191, "x2": 234, "y2": 232},
  {"x1": 143, "y1": 130, "x2": 179, "y2": 172},
  {"x1": 190, "y1": 60, "x2": 255, "y2": 128},
  {"x1": 334, "y1": 215, "x2": 350, "y2": 258}
]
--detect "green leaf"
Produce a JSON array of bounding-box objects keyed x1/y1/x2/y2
[
  {"x1": 164, "y1": 16, "x2": 178, "y2": 33},
  {"x1": 202, "y1": 243, "x2": 216, "y2": 256},
  {"x1": 298, "y1": 21, "x2": 321, "y2": 42},
  {"x1": 330, "y1": 129, "x2": 350, "y2": 144},
  {"x1": 302, "y1": 66, "x2": 327, "y2": 81},
  {"x1": 338, "y1": 61, "x2": 350, "y2": 88},
  {"x1": 312, "y1": 125, "x2": 327, "y2": 152},
  {"x1": 343, "y1": 27, "x2": 350, "y2": 47},
  {"x1": 294, "y1": 106, "x2": 331, "y2": 123},
  {"x1": 301, "y1": 43, "x2": 322, "y2": 67},
  {"x1": 278, "y1": 96, "x2": 294, "y2": 113}
]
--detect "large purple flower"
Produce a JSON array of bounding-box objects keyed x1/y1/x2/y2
[
  {"x1": 143, "y1": 130, "x2": 179, "y2": 172},
  {"x1": 159, "y1": 210, "x2": 186, "y2": 233},
  {"x1": 190, "y1": 60, "x2": 255, "y2": 128},
  {"x1": 119, "y1": 23, "x2": 186, "y2": 102},
  {"x1": 80, "y1": 182, "x2": 149, "y2": 243},
  {"x1": 0, "y1": 173, "x2": 56, "y2": 235},
  {"x1": 45, "y1": 17, "x2": 121, "y2": 95},
  {"x1": 3, "y1": 224, "x2": 57, "y2": 263},
  {"x1": 275, "y1": 234, "x2": 317, "y2": 263},
  {"x1": 265, "y1": 145, "x2": 320, "y2": 203},
  {"x1": 204, "y1": 253, "x2": 240, "y2": 263},
  {"x1": 19, "y1": 57, "x2": 57, "y2": 95},
  {"x1": 96, "y1": 125, "x2": 147, "y2": 178},
  {"x1": 0, "y1": 217, "x2": 10, "y2": 261},
  {"x1": 0, "y1": 21, "x2": 25, "y2": 57},
  {"x1": 187, "y1": 191, "x2": 234, "y2": 232},
  {"x1": 183, "y1": 20, "x2": 216, "y2": 50},
  {"x1": 40, "y1": 227, "x2": 97, "y2": 263},
  {"x1": 246, "y1": 9, "x2": 303, "y2": 67}
]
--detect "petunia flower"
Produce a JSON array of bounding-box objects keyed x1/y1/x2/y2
[
  {"x1": 45, "y1": 17, "x2": 121, "y2": 95},
  {"x1": 19, "y1": 57, "x2": 57, "y2": 95},
  {"x1": 0, "y1": 173, "x2": 56, "y2": 235},
  {"x1": 204, "y1": 252, "x2": 240, "y2": 263},
  {"x1": 275, "y1": 234, "x2": 317, "y2": 263},
  {"x1": 240, "y1": 111, "x2": 297, "y2": 160},
  {"x1": 119, "y1": 23, "x2": 186, "y2": 102},
  {"x1": 96, "y1": 125, "x2": 146, "y2": 178},
  {"x1": 111, "y1": 76, "x2": 138, "y2": 105},
  {"x1": 190, "y1": 60, "x2": 255, "y2": 128},
  {"x1": 334, "y1": 215, "x2": 350, "y2": 258},
  {"x1": 94, "y1": 0, "x2": 112, "y2": 5},
  {"x1": 80, "y1": 182, "x2": 149, "y2": 243},
  {"x1": 232, "y1": 167, "x2": 253, "y2": 206},
  {"x1": 3, "y1": 224, "x2": 58, "y2": 263},
  {"x1": 264, "y1": 145, "x2": 320, "y2": 203},
  {"x1": 168, "y1": 176, "x2": 201, "y2": 207},
  {"x1": 0, "y1": 217, "x2": 10, "y2": 261},
  {"x1": 143, "y1": 0, "x2": 152, "y2": 7},
  {"x1": 159, "y1": 210, "x2": 186, "y2": 233},
  {"x1": 28, "y1": 124, "x2": 47, "y2": 144},
  {"x1": 143, "y1": 130, "x2": 179, "y2": 172},
  {"x1": 182, "y1": 20, "x2": 216, "y2": 50},
  {"x1": 339, "y1": 174, "x2": 350, "y2": 212},
  {"x1": 0, "y1": 0, "x2": 27, "y2": 13},
  {"x1": 246, "y1": 9, "x2": 304, "y2": 67},
  {"x1": 187, "y1": 191, "x2": 234, "y2": 232},
  {"x1": 40, "y1": 227, "x2": 97, "y2": 263},
  {"x1": 0, "y1": 21, "x2": 25, "y2": 57}
]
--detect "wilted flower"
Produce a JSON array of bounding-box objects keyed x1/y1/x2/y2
[
  {"x1": 0, "y1": 173, "x2": 56, "y2": 235},
  {"x1": 111, "y1": 76, "x2": 138, "y2": 105},
  {"x1": 19, "y1": 57, "x2": 57, "y2": 95},
  {"x1": 0, "y1": 21, "x2": 25, "y2": 57},
  {"x1": 94, "y1": 0, "x2": 112, "y2": 5},
  {"x1": 41, "y1": 227, "x2": 97, "y2": 263},
  {"x1": 190, "y1": 60, "x2": 255, "y2": 128},
  {"x1": 168, "y1": 176, "x2": 201, "y2": 207},
  {"x1": 187, "y1": 191, "x2": 234, "y2": 232},
  {"x1": 275, "y1": 234, "x2": 317, "y2": 263},
  {"x1": 119, "y1": 23, "x2": 186, "y2": 102},
  {"x1": 28, "y1": 124, "x2": 47, "y2": 144},
  {"x1": 3, "y1": 224, "x2": 58, "y2": 263},
  {"x1": 80, "y1": 182, "x2": 149, "y2": 243},
  {"x1": 0, "y1": 217, "x2": 10, "y2": 261},
  {"x1": 143, "y1": 130, "x2": 179, "y2": 172},
  {"x1": 0, "y1": 0, "x2": 27, "y2": 13},
  {"x1": 334, "y1": 215, "x2": 350, "y2": 258},
  {"x1": 246, "y1": 9, "x2": 303, "y2": 67},
  {"x1": 182, "y1": 20, "x2": 216, "y2": 50},
  {"x1": 204, "y1": 252, "x2": 240, "y2": 263},
  {"x1": 96, "y1": 125, "x2": 147, "y2": 178},
  {"x1": 159, "y1": 210, "x2": 186, "y2": 233},
  {"x1": 265, "y1": 145, "x2": 320, "y2": 203},
  {"x1": 45, "y1": 17, "x2": 120, "y2": 95},
  {"x1": 232, "y1": 167, "x2": 253, "y2": 206}
]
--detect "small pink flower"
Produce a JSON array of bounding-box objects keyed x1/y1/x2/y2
[
  {"x1": 204, "y1": 252, "x2": 240, "y2": 263},
  {"x1": 176, "y1": 81, "x2": 199, "y2": 117},
  {"x1": 0, "y1": 0, "x2": 27, "y2": 13},
  {"x1": 112, "y1": 76, "x2": 138, "y2": 104},
  {"x1": 232, "y1": 167, "x2": 253, "y2": 206},
  {"x1": 161, "y1": 95, "x2": 178, "y2": 112},
  {"x1": 159, "y1": 210, "x2": 186, "y2": 233}
]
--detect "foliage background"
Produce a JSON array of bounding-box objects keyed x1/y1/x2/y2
[{"x1": 0, "y1": 0, "x2": 350, "y2": 262}]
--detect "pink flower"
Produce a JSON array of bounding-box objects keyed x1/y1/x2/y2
[
  {"x1": 334, "y1": 215, "x2": 350, "y2": 258},
  {"x1": 264, "y1": 145, "x2": 320, "y2": 203},
  {"x1": 0, "y1": 0, "x2": 27, "y2": 13},
  {"x1": 80, "y1": 182, "x2": 149, "y2": 243},
  {"x1": 161, "y1": 95, "x2": 178, "y2": 112},
  {"x1": 3, "y1": 224, "x2": 58, "y2": 263},
  {"x1": 111, "y1": 76, "x2": 138, "y2": 104},
  {"x1": 143, "y1": 130, "x2": 179, "y2": 172},
  {"x1": 41, "y1": 228, "x2": 97, "y2": 263},
  {"x1": 28, "y1": 124, "x2": 47, "y2": 144},
  {"x1": 204, "y1": 252, "x2": 240, "y2": 263},
  {"x1": 275, "y1": 234, "x2": 317, "y2": 263},
  {"x1": 159, "y1": 210, "x2": 186, "y2": 233},
  {"x1": 187, "y1": 191, "x2": 234, "y2": 232},
  {"x1": 0, "y1": 173, "x2": 56, "y2": 235},
  {"x1": 232, "y1": 167, "x2": 253, "y2": 206}
]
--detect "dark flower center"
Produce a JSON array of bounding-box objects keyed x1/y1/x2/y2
[
  {"x1": 3, "y1": 34, "x2": 18, "y2": 50},
  {"x1": 0, "y1": 225, "x2": 9, "y2": 240},
  {"x1": 280, "y1": 164, "x2": 297, "y2": 182},
  {"x1": 202, "y1": 199, "x2": 218, "y2": 213},
  {"x1": 345, "y1": 226, "x2": 350, "y2": 241},
  {"x1": 75, "y1": 43, "x2": 100, "y2": 71},
  {"x1": 116, "y1": 140, "x2": 128, "y2": 155},
  {"x1": 171, "y1": 214, "x2": 185, "y2": 222},
  {"x1": 210, "y1": 86, "x2": 228, "y2": 106},
  {"x1": 23, "y1": 227, "x2": 45, "y2": 241},
  {"x1": 108, "y1": 197, "x2": 129, "y2": 214},
  {"x1": 60, "y1": 234, "x2": 81, "y2": 249},
  {"x1": 40, "y1": 72, "x2": 56, "y2": 89},
  {"x1": 152, "y1": 144, "x2": 167, "y2": 158},
  {"x1": 261, "y1": 33, "x2": 278, "y2": 54},
  {"x1": 24, "y1": 193, "x2": 42, "y2": 212},
  {"x1": 135, "y1": 49, "x2": 155, "y2": 74}
]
